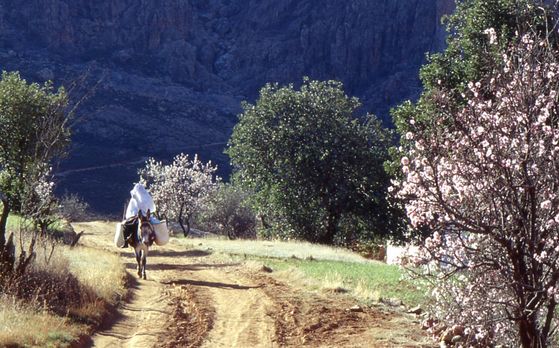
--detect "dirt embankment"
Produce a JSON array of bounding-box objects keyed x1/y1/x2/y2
[{"x1": 77, "y1": 222, "x2": 429, "y2": 348}]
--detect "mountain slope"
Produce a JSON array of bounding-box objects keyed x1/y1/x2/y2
[{"x1": 0, "y1": 0, "x2": 454, "y2": 214}]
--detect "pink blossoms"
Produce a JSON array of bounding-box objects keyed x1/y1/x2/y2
[{"x1": 395, "y1": 32, "x2": 559, "y2": 346}]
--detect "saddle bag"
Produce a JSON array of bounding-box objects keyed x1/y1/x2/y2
[
  {"x1": 150, "y1": 217, "x2": 170, "y2": 246},
  {"x1": 114, "y1": 222, "x2": 125, "y2": 248}
]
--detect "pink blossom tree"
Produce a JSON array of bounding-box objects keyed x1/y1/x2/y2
[
  {"x1": 139, "y1": 153, "x2": 220, "y2": 236},
  {"x1": 395, "y1": 31, "x2": 559, "y2": 347}
]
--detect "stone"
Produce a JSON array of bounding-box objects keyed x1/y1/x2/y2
[
  {"x1": 407, "y1": 305, "x2": 422, "y2": 315},
  {"x1": 261, "y1": 265, "x2": 273, "y2": 273},
  {"x1": 451, "y1": 335, "x2": 463, "y2": 344},
  {"x1": 347, "y1": 305, "x2": 364, "y2": 312},
  {"x1": 451, "y1": 324, "x2": 465, "y2": 336},
  {"x1": 441, "y1": 328, "x2": 454, "y2": 343},
  {"x1": 383, "y1": 298, "x2": 403, "y2": 307}
]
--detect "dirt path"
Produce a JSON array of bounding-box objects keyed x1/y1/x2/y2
[
  {"x1": 92, "y1": 277, "x2": 169, "y2": 348},
  {"x1": 75, "y1": 222, "x2": 430, "y2": 348},
  {"x1": 195, "y1": 268, "x2": 276, "y2": 348},
  {"x1": 77, "y1": 222, "x2": 278, "y2": 347}
]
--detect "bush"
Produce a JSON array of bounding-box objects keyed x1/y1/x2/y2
[
  {"x1": 198, "y1": 184, "x2": 256, "y2": 239},
  {"x1": 58, "y1": 193, "x2": 90, "y2": 222}
]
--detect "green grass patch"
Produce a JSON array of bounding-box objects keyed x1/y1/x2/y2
[
  {"x1": 177, "y1": 237, "x2": 425, "y2": 307},
  {"x1": 46, "y1": 331, "x2": 75, "y2": 347},
  {"x1": 182, "y1": 237, "x2": 369, "y2": 263},
  {"x1": 263, "y1": 257, "x2": 425, "y2": 307},
  {"x1": 7, "y1": 213, "x2": 69, "y2": 236}
]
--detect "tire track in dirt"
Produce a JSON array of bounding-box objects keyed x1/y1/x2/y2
[
  {"x1": 91, "y1": 277, "x2": 170, "y2": 348},
  {"x1": 76, "y1": 221, "x2": 431, "y2": 348},
  {"x1": 195, "y1": 268, "x2": 276, "y2": 348}
]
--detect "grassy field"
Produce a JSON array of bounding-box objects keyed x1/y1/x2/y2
[
  {"x1": 7, "y1": 214, "x2": 70, "y2": 236},
  {"x1": 0, "y1": 294, "x2": 80, "y2": 348},
  {"x1": 178, "y1": 237, "x2": 425, "y2": 307},
  {"x1": 0, "y1": 223, "x2": 126, "y2": 348},
  {"x1": 184, "y1": 237, "x2": 369, "y2": 262}
]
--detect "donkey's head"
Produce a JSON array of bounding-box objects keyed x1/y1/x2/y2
[{"x1": 138, "y1": 209, "x2": 155, "y2": 246}]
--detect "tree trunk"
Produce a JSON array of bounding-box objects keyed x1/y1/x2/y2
[
  {"x1": 0, "y1": 199, "x2": 9, "y2": 247},
  {"x1": 0, "y1": 232, "x2": 15, "y2": 281},
  {"x1": 184, "y1": 218, "x2": 191, "y2": 237},
  {"x1": 0, "y1": 200, "x2": 14, "y2": 278},
  {"x1": 319, "y1": 210, "x2": 339, "y2": 245},
  {"x1": 518, "y1": 317, "x2": 543, "y2": 348},
  {"x1": 178, "y1": 217, "x2": 188, "y2": 237},
  {"x1": 178, "y1": 206, "x2": 191, "y2": 237},
  {"x1": 259, "y1": 214, "x2": 271, "y2": 229}
]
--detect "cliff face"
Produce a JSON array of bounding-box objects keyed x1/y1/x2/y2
[{"x1": 0, "y1": 0, "x2": 454, "y2": 214}]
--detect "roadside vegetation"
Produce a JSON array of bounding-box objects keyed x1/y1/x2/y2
[
  {"x1": 178, "y1": 237, "x2": 425, "y2": 308},
  {"x1": 4, "y1": 0, "x2": 559, "y2": 347},
  {"x1": 0, "y1": 72, "x2": 126, "y2": 347},
  {"x1": 391, "y1": 1, "x2": 559, "y2": 346},
  {"x1": 0, "y1": 228, "x2": 125, "y2": 347}
]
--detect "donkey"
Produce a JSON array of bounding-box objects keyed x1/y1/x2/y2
[{"x1": 129, "y1": 209, "x2": 156, "y2": 279}]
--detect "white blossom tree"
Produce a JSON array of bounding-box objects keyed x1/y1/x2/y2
[
  {"x1": 395, "y1": 31, "x2": 559, "y2": 347},
  {"x1": 139, "y1": 153, "x2": 220, "y2": 236}
]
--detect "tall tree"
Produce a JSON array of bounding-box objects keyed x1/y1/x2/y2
[
  {"x1": 390, "y1": 0, "x2": 556, "y2": 176},
  {"x1": 397, "y1": 30, "x2": 559, "y2": 347},
  {"x1": 0, "y1": 71, "x2": 70, "y2": 275},
  {"x1": 227, "y1": 79, "x2": 397, "y2": 245}
]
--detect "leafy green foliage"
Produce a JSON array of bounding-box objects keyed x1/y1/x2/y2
[
  {"x1": 227, "y1": 78, "x2": 400, "y2": 245},
  {"x1": 391, "y1": 0, "x2": 556, "y2": 147},
  {"x1": 0, "y1": 71, "x2": 69, "y2": 207},
  {"x1": 0, "y1": 71, "x2": 70, "y2": 276}
]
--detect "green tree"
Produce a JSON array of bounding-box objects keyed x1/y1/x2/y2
[
  {"x1": 390, "y1": 0, "x2": 556, "y2": 177},
  {"x1": 0, "y1": 71, "x2": 70, "y2": 275},
  {"x1": 227, "y1": 79, "x2": 397, "y2": 245}
]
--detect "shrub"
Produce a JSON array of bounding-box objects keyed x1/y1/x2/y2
[
  {"x1": 198, "y1": 184, "x2": 256, "y2": 239},
  {"x1": 58, "y1": 193, "x2": 91, "y2": 222}
]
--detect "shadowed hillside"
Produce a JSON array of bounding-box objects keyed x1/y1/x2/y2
[{"x1": 0, "y1": 0, "x2": 454, "y2": 214}]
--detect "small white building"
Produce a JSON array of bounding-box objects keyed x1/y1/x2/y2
[{"x1": 385, "y1": 242, "x2": 419, "y2": 265}]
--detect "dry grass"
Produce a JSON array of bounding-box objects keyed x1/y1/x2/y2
[
  {"x1": 64, "y1": 246, "x2": 126, "y2": 305},
  {"x1": 0, "y1": 294, "x2": 82, "y2": 347},
  {"x1": 178, "y1": 237, "x2": 369, "y2": 263},
  {"x1": 0, "y1": 222, "x2": 126, "y2": 347}
]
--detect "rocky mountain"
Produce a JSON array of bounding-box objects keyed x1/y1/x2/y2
[{"x1": 0, "y1": 0, "x2": 454, "y2": 214}]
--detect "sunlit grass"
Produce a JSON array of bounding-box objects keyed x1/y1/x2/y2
[
  {"x1": 64, "y1": 246, "x2": 126, "y2": 305},
  {"x1": 176, "y1": 236, "x2": 424, "y2": 306},
  {"x1": 7, "y1": 213, "x2": 70, "y2": 235},
  {"x1": 257, "y1": 257, "x2": 424, "y2": 306},
  {"x1": 179, "y1": 237, "x2": 369, "y2": 263},
  {"x1": 0, "y1": 220, "x2": 127, "y2": 347},
  {"x1": 0, "y1": 293, "x2": 82, "y2": 347}
]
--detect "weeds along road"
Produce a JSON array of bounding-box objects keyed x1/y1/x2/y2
[{"x1": 74, "y1": 221, "x2": 430, "y2": 348}]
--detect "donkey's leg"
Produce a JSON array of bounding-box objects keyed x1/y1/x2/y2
[
  {"x1": 135, "y1": 247, "x2": 142, "y2": 278},
  {"x1": 141, "y1": 248, "x2": 147, "y2": 280}
]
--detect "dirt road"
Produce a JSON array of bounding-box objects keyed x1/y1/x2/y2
[{"x1": 76, "y1": 222, "x2": 430, "y2": 348}]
